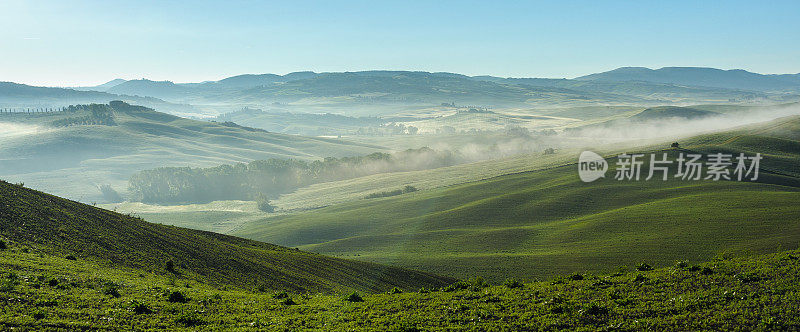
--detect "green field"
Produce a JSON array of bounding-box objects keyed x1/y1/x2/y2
[
  {"x1": 235, "y1": 116, "x2": 800, "y2": 281},
  {"x1": 2, "y1": 71, "x2": 800, "y2": 329},
  {"x1": 3, "y1": 234, "x2": 800, "y2": 330}
]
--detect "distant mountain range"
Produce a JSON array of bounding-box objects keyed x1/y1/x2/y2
[
  {"x1": 3, "y1": 67, "x2": 799, "y2": 115},
  {"x1": 57, "y1": 67, "x2": 798, "y2": 107},
  {"x1": 83, "y1": 67, "x2": 800, "y2": 95}
]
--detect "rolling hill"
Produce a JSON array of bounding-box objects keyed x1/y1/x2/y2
[
  {"x1": 106, "y1": 79, "x2": 194, "y2": 100},
  {"x1": 72, "y1": 79, "x2": 128, "y2": 92},
  {"x1": 4, "y1": 215, "x2": 800, "y2": 329},
  {"x1": 577, "y1": 66, "x2": 800, "y2": 92},
  {"x1": 71, "y1": 71, "x2": 656, "y2": 108},
  {"x1": 0, "y1": 82, "x2": 197, "y2": 115},
  {"x1": 234, "y1": 116, "x2": 800, "y2": 281},
  {"x1": 0, "y1": 101, "x2": 384, "y2": 202},
  {"x1": 67, "y1": 69, "x2": 800, "y2": 113},
  {"x1": 0, "y1": 179, "x2": 453, "y2": 293}
]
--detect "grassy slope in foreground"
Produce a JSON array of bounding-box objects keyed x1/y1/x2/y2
[
  {"x1": 0, "y1": 180, "x2": 453, "y2": 293},
  {"x1": 2, "y1": 241, "x2": 800, "y2": 330},
  {"x1": 235, "y1": 116, "x2": 800, "y2": 281}
]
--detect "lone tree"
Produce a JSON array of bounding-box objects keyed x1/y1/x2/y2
[
  {"x1": 255, "y1": 193, "x2": 276, "y2": 212},
  {"x1": 671, "y1": 142, "x2": 680, "y2": 148}
]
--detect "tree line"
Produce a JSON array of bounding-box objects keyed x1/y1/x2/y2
[
  {"x1": 128, "y1": 147, "x2": 459, "y2": 204},
  {"x1": 50, "y1": 104, "x2": 117, "y2": 127}
]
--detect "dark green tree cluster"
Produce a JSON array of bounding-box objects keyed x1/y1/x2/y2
[
  {"x1": 50, "y1": 104, "x2": 117, "y2": 127},
  {"x1": 364, "y1": 185, "x2": 418, "y2": 199}
]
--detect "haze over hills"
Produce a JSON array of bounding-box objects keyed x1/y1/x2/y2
[
  {"x1": 0, "y1": 81, "x2": 199, "y2": 116},
  {"x1": 0, "y1": 101, "x2": 384, "y2": 203},
  {"x1": 72, "y1": 78, "x2": 127, "y2": 92},
  {"x1": 50, "y1": 67, "x2": 800, "y2": 113},
  {"x1": 4, "y1": 180, "x2": 799, "y2": 328},
  {"x1": 234, "y1": 116, "x2": 800, "y2": 280}
]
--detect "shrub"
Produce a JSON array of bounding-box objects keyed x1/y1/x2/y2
[
  {"x1": 345, "y1": 292, "x2": 364, "y2": 302},
  {"x1": 33, "y1": 310, "x2": 46, "y2": 320},
  {"x1": 676, "y1": 260, "x2": 689, "y2": 269},
  {"x1": 469, "y1": 277, "x2": 489, "y2": 291},
  {"x1": 504, "y1": 278, "x2": 523, "y2": 289},
  {"x1": 442, "y1": 281, "x2": 470, "y2": 292},
  {"x1": 130, "y1": 300, "x2": 152, "y2": 314},
  {"x1": 388, "y1": 287, "x2": 403, "y2": 294},
  {"x1": 0, "y1": 277, "x2": 18, "y2": 292},
  {"x1": 48, "y1": 278, "x2": 59, "y2": 287},
  {"x1": 176, "y1": 312, "x2": 204, "y2": 327},
  {"x1": 583, "y1": 302, "x2": 609, "y2": 316},
  {"x1": 568, "y1": 273, "x2": 584, "y2": 281},
  {"x1": 365, "y1": 189, "x2": 403, "y2": 199},
  {"x1": 272, "y1": 291, "x2": 289, "y2": 299},
  {"x1": 636, "y1": 263, "x2": 653, "y2": 271},
  {"x1": 633, "y1": 274, "x2": 648, "y2": 283},
  {"x1": 165, "y1": 260, "x2": 176, "y2": 273},
  {"x1": 167, "y1": 290, "x2": 188, "y2": 303},
  {"x1": 255, "y1": 194, "x2": 276, "y2": 212},
  {"x1": 0, "y1": 239, "x2": 6, "y2": 250},
  {"x1": 738, "y1": 273, "x2": 762, "y2": 283},
  {"x1": 402, "y1": 185, "x2": 418, "y2": 193},
  {"x1": 65, "y1": 255, "x2": 77, "y2": 261},
  {"x1": 101, "y1": 282, "x2": 121, "y2": 298},
  {"x1": 281, "y1": 297, "x2": 296, "y2": 305},
  {"x1": 365, "y1": 185, "x2": 418, "y2": 199},
  {"x1": 701, "y1": 267, "x2": 715, "y2": 275}
]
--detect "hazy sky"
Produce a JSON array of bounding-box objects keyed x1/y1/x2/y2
[{"x1": 1, "y1": 0, "x2": 799, "y2": 86}]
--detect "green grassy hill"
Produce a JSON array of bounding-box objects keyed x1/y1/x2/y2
[
  {"x1": 0, "y1": 179, "x2": 453, "y2": 294},
  {"x1": 0, "y1": 101, "x2": 384, "y2": 202},
  {"x1": 3, "y1": 235, "x2": 800, "y2": 329},
  {"x1": 235, "y1": 116, "x2": 800, "y2": 281}
]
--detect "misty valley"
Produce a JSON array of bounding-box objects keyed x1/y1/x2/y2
[{"x1": 2, "y1": 4, "x2": 800, "y2": 327}]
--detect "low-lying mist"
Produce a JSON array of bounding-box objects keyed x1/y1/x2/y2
[
  {"x1": 0, "y1": 122, "x2": 49, "y2": 139},
  {"x1": 563, "y1": 104, "x2": 800, "y2": 145}
]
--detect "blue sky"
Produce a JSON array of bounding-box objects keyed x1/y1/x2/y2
[{"x1": 1, "y1": 0, "x2": 798, "y2": 86}]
